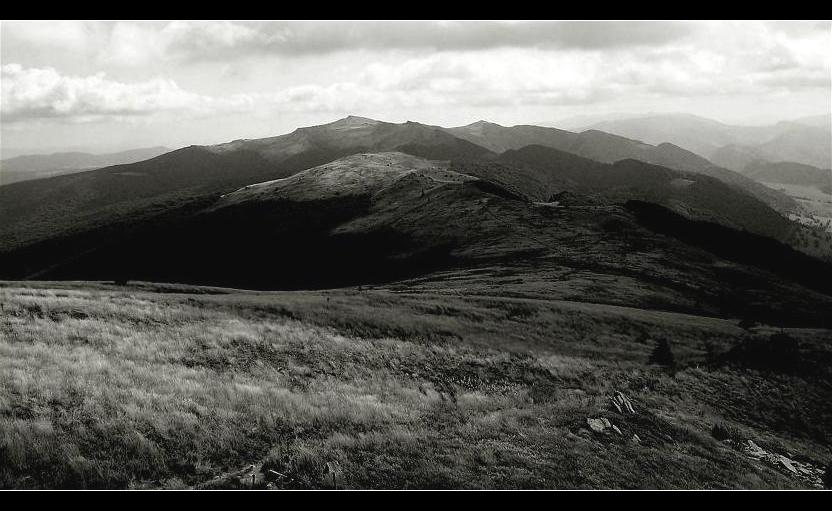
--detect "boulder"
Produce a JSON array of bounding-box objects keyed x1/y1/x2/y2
[
  {"x1": 587, "y1": 417, "x2": 611, "y2": 433},
  {"x1": 744, "y1": 440, "x2": 768, "y2": 459}
]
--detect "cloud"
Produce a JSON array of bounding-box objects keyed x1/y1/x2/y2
[
  {"x1": 0, "y1": 64, "x2": 207, "y2": 122},
  {"x1": 2, "y1": 20, "x2": 829, "y2": 128},
  {"x1": 0, "y1": 54, "x2": 612, "y2": 126},
  {"x1": 5, "y1": 20, "x2": 700, "y2": 66},
  {"x1": 4, "y1": 21, "x2": 828, "y2": 102},
  {"x1": 154, "y1": 20, "x2": 698, "y2": 62},
  {"x1": 0, "y1": 63, "x2": 367, "y2": 123},
  {"x1": 1, "y1": 21, "x2": 92, "y2": 51}
]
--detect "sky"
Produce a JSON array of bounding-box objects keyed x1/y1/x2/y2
[{"x1": 1, "y1": 20, "x2": 830, "y2": 157}]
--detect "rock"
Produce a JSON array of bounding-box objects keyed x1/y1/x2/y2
[
  {"x1": 796, "y1": 464, "x2": 812, "y2": 476},
  {"x1": 744, "y1": 440, "x2": 768, "y2": 458},
  {"x1": 739, "y1": 439, "x2": 823, "y2": 485},
  {"x1": 587, "y1": 417, "x2": 610, "y2": 433},
  {"x1": 610, "y1": 391, "x2": 636, "y2": 415},
  {"x1": 778, "y1": 455, "x2": 798, "y2": 474}
]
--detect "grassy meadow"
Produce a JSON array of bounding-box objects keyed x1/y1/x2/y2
[{"x1": 1, "y1": 280, "x2": 830, "y2": 489}]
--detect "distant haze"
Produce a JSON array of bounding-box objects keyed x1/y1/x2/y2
[{"x1": 2, "y1": 20, "x2": 830, "y2": 157}]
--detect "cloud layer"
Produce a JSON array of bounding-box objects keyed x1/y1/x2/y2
[
  {"x1": 1, "y1": 20, "x2": 829, "y2": 153},
  {"x1": 156, "y1": 20, "x2": 698, "y2": 60},
  {"x1": 1, "y1": 64, "x2": 205, "y2": 122}
]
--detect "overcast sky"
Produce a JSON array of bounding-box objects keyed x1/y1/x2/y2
[{"x1": 1, "y1": 20, "x2": 830, "y2": 157}]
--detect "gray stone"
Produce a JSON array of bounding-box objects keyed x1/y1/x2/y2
[
  {"x1": 778, "y1": 456, "x2": 798, "y2": 474},
  {"x1": 587, "y1": 417, "x2": 609, "y2": 433},
  {"x1": 610, "y1": 391, "x2": 636, "y2": 414}
]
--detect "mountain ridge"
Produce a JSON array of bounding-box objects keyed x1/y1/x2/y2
[
  {"x1": 577, "y1": 113, "x2": 831, "y2": 170},
  {"x1": 0, "y1": 115, "x2": 818, "y2": 285}
]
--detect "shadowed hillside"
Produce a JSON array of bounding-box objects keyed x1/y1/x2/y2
[
  {"x1": 2, "y1": 151, "x2": 831, "y2": 329},
  {"x1": 0, "y1": 118, "x2": 495, "y2": 254},
  {"x1": 479, "y1": 145, "x2": 796, "y2": 242}
]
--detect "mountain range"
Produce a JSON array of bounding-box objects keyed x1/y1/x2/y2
[
  {"x1": 578, "y1": 113, "x2": 831, "y2": 172},
  {"x1": 1, "y1": 115, "x2": 831, "y2": 326}
]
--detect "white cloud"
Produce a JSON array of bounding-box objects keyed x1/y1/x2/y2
[
  {"x1": 2, "y1": 21, "x2": 91, "y2": 51},
  {"x1": 138, "y1": 20, "x2": 698, "y2": 62},
  {"x1": 0, "y1": 64, "x2": 207, "y2": 122},
  {"x1": 101, "y1": 22, "x2": 165, "y2": 66},
  {"x1": 1, "y1": 20, "x2": 829, "y2": 143}
]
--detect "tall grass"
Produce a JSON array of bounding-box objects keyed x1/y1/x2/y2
[{"x1": 1, "y1": 283, "x2": 828, "y2": 488}]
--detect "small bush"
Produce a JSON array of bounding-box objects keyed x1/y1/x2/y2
[
  {"x1": 738, "y1": 318, "x2": 757, "y2": 330},
  {"x1": 703, "y1": 341, "x2": 719, "y2": 365},
  {"x1": 722, "y1": 333, "x2": 801, "y2": 374},
  {"x1": 648, "y1": 339, "x2": 676, "y2": 370},
  {"x1": 711, "y1": 422, "x2": 741, "y2": 442}
]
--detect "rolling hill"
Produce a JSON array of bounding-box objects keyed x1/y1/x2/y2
[
  {"x1": 2, "y1": 116, "x2": 829, "y2": 324},
  {"x1": 3, "y1": 147, "x2": 832, "y2": 490},
  {"x1": 741, "y1": 161, "x2": 832, "y2": 194},
  {"x1": 1, "y1": 116, "x2": 799, "y2": 260},
  {"x1": 485, "y1": 145, "x2": 794, "y2": 241},
  {"x1": 448, "y1": 120, "x2": 796, "y2": 215},
  {"x1": 2, "y1": 150, "x2": 831, "y2": 328},
  {"x1": 578, "y1": 113, "x2": 831, "y2": 172},
  {"x1": 0, "y1": 117, "x2": 493, "y2": 254}
]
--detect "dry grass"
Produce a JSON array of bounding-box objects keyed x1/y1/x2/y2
[{"x1": 1, "y1": 281, "x2": 829, "y2": 489}]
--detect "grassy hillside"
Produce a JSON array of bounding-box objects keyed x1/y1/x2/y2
[
  {"x1": 486, "y1": 145, "x2": 796, "y2": 243},
  {"x1": 1, "y1": 117, "x2": 799, "y2": 270},
  {"x1": 4, "y1": 151, "x2": 831, "y2": 323},
  {"x1": 448, "y1": 121, "x2": 797, "y2": 215},
  {"x1": 742, "y1": 161, "x2": 831, "y2": 193},
  {"x1": 1, "y1": 281, "x2": 829, "y2": 489},
  {"x1": 3, "y1": 151, "x2": 831, "y2": 328},
  {"x1": 0, "y1": 118, "x2": 494, "y2": 256}
]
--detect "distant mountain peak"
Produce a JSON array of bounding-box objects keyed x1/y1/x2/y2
[
  {"x1": 455, "y1": 120, "x2": 504, "y2": 136},
  {"x1": 330, "y1": 115, "x2": 381, "y2": 127},
  {"x1": 464, "y1": 120, "x2": 502, "y2": 128}
]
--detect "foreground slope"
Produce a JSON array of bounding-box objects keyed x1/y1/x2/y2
[{"x1": 1, "y1": 280, "x2": 829, "y2": 489}]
